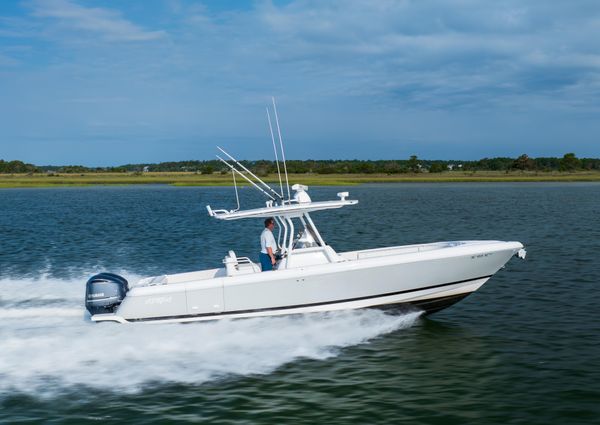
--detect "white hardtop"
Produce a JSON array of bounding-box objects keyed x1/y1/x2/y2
[{"x1": 207, "y1": 191, "x2": 358, "y2": 220}]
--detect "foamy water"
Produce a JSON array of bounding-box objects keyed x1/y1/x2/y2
[{"x1": 0, "y1": 275, "x2": 421, "y2": 396}]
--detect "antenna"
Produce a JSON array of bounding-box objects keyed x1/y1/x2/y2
[
  {"x1": 216, "y1": 155, "x2": 276, "y2": 201},
  {"x1": 272, "y1": 97, "x2": 291, "y2": 201},
  {"x1": 217, "y1": 146, "x2": 282, "y2": 201},
  {"x1": 267, "y1": 107, "x2": 284, "y2": 198}
]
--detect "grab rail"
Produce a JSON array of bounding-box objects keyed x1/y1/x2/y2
[{"x1": 236, "y1": 256, "x2": 256, "y2": 265}]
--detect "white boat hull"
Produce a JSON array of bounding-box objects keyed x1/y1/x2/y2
[{"x1": 91, "y1": 240, "x2": 523, "y2": 324}]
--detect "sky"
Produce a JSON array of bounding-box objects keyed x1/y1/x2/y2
[{"x1": 1, "y1": 0, "x2": 599, "y2": 166}]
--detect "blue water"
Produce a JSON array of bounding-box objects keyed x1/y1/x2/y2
[{"x1": 1, "y1": 183, "x2": 599, "y2": 424}]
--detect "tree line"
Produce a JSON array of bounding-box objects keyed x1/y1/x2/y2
[{"x1": 1, "y1": 153, "x2": 599, "y2": 174}]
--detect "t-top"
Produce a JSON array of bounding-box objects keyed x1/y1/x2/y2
[{"x1": 260, "y1": 228, "x2": 277, "y2": 254}]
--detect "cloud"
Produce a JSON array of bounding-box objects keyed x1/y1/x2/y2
[
  {"x1": 15, "y1": 0, "x2": 600, "y2": 109},
  {"x1": 2, "y1": 0, "x2": 600, "y2": 163},
  {"x1": 246, "y1": 1, "x2": 600, "y2": 110},
  {"x1": 28, "y1": 0, "x2": 166, "y2": 41}
]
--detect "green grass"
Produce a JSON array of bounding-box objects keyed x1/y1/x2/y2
[{"x1": 1, "y1": 170, "x2": 600, "y2": 188}]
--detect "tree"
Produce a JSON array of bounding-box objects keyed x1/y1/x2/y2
[
  {"x1": 559, "y1": 153, "x2": 580, "y2": 172},
  {"x1": 0, "y1": 160, "x2": 39, "y2": 173},
  {"x1": 534, "y1": 157, "x2": 560, "y2": 171},
  {"x1": 201, "y1": 165, "x2": 215, "y2": 175},
  {"x1": 59, "y1": 165, "x2": 89, "y2": 173},
  {"x1": 407, "y1": 155, "x2": 420, "y2": 173},
  {"x1": 429, "y1": 162, "x2": 445, "y2": 173},
  {"x1": 512, "y1": 154, "x2": 535, "y2": 171},
  {"x1": 383, "y1": 161, "x2": 402, "y2": 174},
  {"x1": 254, "y1": 166, "x2": 270, "y2": 177}
]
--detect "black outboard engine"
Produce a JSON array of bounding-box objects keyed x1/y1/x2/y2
[{"x1": 85, "y1": 273, "x2": 128, "y2": 315}]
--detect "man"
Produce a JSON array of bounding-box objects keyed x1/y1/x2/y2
[{"x1": 260, "y1": 217, "x2": 277, "y2": 271}]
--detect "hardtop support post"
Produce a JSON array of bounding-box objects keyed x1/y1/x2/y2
[
  {"x1": 274, "y1": 216, "x2": 284, "y2": 249},
  {"x1": 278, "y1": 215, "x2": 288, "y2": 255},
  {"x1": 286, "y1": 216, "x2": 294, "y2": 266}
]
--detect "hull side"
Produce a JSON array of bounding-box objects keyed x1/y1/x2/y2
[{"x1": 93, "y1": 276, "x2": 489, "y2": 323}]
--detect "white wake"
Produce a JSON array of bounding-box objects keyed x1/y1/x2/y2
[{"x1": 0, "y1": 275, "x2": 421, "y2": 395}]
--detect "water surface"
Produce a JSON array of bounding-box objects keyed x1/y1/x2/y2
[{"x1": 1, "y1": 183, "x2": 599, "y2": 424}]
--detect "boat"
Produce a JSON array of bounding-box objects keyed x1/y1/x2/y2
[{"x1": 85, "y1": 101, "x2": 526, "y2": 324}]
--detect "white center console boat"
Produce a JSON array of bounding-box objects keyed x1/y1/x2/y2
[{"x1": 85, "y1": 101, "x2": 526, "y2": 324}]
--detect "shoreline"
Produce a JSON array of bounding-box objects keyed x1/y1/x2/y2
[{"x1": 2, "y1": 171, "x2": 600, "y2": 188}]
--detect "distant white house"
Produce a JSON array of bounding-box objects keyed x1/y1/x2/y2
[
  {"x1": 447, "y1": 163, "x2": 463, "y2": 171},
  {"x1": 143, "y1": 166, "x2": 150, "y2": 173}
]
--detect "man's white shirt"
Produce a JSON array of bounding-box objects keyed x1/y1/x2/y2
[{"x1": 261, "y1": 228, "x2": 277, "y2": 254}]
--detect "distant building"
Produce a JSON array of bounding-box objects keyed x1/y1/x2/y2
[{"x1": 143, "y1": 166, "x2": 150, "y2": 173}]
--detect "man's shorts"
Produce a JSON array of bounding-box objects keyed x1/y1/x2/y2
[{"x1": 259, "y1": 252, "x2": 273, "y2": 271}]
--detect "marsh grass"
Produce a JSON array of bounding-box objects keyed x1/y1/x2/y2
[{"x1": 1, "y1": 171, "x2": 600, "y2": 188}]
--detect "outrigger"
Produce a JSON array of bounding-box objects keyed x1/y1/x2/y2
[{"x1": 85, "y1": 100, "x2": 526, "y2": 324}]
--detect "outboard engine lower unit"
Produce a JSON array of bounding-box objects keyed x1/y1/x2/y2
[{"x1": 85, "y1": 273, "x2": 128, "y2": 315}]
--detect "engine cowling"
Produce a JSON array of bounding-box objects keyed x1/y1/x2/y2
[{"x1": 85, "y1": 273, "x2": 128, "y2": 315}]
